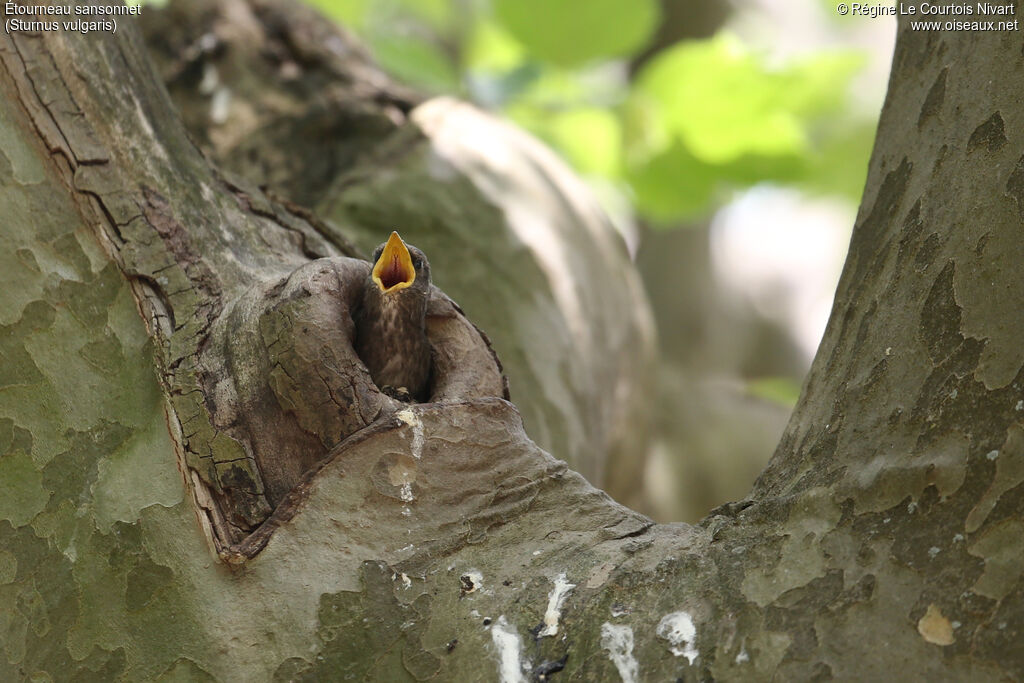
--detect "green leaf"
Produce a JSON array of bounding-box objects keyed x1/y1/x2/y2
[
  {"x1": 634, "y1": 34, "x2": 863, "y2": 164},
  {"x1": 625, "y1": 140, "x2": 816, "y2": 223},
  {"x1": 305, "y1": 0, "x2": 372, "y2": 27},
  {"x1": 548, "y1": 107, "x2": 622, "y2": 176},
  {"x1": 783, "y1": 52, "x2": 866, "y2": 115},
  {"x1": 393, "y1": 0, "x2": 455, "y2": 29},
  {"x1": 801, "y1": 119, "x2": 876, "y2": 200},
  {"x1": 746, "y1": 377, "x2": 801, "y2": 408},
  {"x1": 626, "y1": 139, "x2": 720, "y2": 222},
  {"x1": 493, "y1": 0, "x2": 660, "y2": 67},
  {"x1": 305, "y1": 0, "x2": 453, "y2": 30},
  {"x1": 623, "y1": 34, "x2": 867, "y2": 220},
  {"x1": 369, "y1": 34, "x2": 460, "y2": 92},
  {"x1": 508, "y1": 105, "x2": 622, "y2": 176},
  {"x1": 464, "y1": 20, "x2": 527, "y2": 73}
]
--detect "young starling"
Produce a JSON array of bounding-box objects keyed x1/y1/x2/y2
[{"x1": 355, "y1": 231, "x2": 433, "y2": 402}]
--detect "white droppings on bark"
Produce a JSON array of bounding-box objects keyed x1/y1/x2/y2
[
  {"x1": 538, "y1": 572, "x2": 575, "y2": 637},
  {"x1": 210, "y1": 88, "x2": 231, "y2": 126},
  {"x1": 656, "y1": 611, "x2": 699, "y2": 664},
  {"x1": 399, "y1": 482, "x2": 414, "y2": 503},
  {"x1": 388, "y1": 454, "x2": 417, "y2": 506},
  {"x1": 601, "y1": 622, "x2": 639, "y2": 683},
  {"x1": 198, "y1": 62, "x2": 219, "y2": 95},
  {"x1": 397, "y1": 408, "x2": 425, "y2": 459},
  {"x1": 491, "y1": 616, "x2": 526, "y2": 683}
]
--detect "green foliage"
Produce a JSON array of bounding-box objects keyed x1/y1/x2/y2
[
  {"x1": 802, "y1": 118, "x2": 876, "y2": 201},
  {"x1": 635, "y1": 37, "x2": 861, "y2": 163},
  {"x1": 304, "y1": 0, "x2": 460, "y2": 93},
  {"x1": 305, "y1": 0, "x2": 370, "y2": 26},
  {"x1": 746, "y1": 376, "x2": 802, "y2": 408},
  {"x1": 493, "y1": 0, "x2": 660, "y2": 67},
  {"x1": 371, "y1": 34, "x2": 460, "y2": 92},
  {"x1": 626, "y1": 36, "x2": 866, "y2": 221},
  {"x1": 303, "y1": 0, "x2": 876, "y2": 223}
]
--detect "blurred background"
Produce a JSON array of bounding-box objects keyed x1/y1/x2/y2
[
  {"x1": 295, "y1": 0, "x2": 896, "y2": 521},
  {"x1": 215, "y1": 0, "x2": 896, "y2": 521}
]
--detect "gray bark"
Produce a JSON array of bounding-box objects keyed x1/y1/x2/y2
[
  {"x1": 139, "y1": 0, "x2": 659, "y2": 507},
  {"x1": 1, "y1": 1, "x2": 1023, "y2": 682}
]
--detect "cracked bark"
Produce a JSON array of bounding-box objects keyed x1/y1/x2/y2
[
  {"x1": 138, "y1": 0, "x2": 659, "y2": 507},
  {"x1": 2, "y1": 1, "x2": 1024, "y2": 681}
]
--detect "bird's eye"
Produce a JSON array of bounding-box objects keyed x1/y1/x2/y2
[
  {"x1": 372, "y1": 246, "x2": 383, "y2": 262},
  {"x1": 412, "y1": 257, "x2": 422, "y2": 268}
]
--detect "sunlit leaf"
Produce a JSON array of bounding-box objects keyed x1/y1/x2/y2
[
  {"x1": 493, "y1": 0, "x2": 660, "y2": 67},
  {"x1": 301, "y1": 0, "x2": 873, "y2": 222},
  {"x1": 783, "y1": 52, "x2": 866, "y2": 115},
  {"x1": 508, "y1": 106, "x2": 622, "y2": 176},
  {"x1": 622, "y1": 33, "x2": 867, "y2": 220},
  {"x1": 306, "y1": 0, "x2": 452, "y2": 31},
  {"x1": 305, "y1": 0, "x2": 371, "y2": 27},
  {"x1": 634, "y1": 34, "x2": 862, "y2": 164},
  {"x1": 393, "y1": 0, "x2": 453, "y2": 30},
  {"x1": 464, "y1": 20, "x2": 526, "y2": 72},
  {"x1": 548, "y1": 108, "x2": 622, "y2": 176}
]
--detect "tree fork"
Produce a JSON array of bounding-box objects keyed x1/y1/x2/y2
[{"x1": 1, "y1": 3, "x2": 1023, "y2": 682}]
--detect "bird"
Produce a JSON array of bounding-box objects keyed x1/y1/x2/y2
[{"x1": 355, "y1": 231, "x2": 433, "y2": 402}]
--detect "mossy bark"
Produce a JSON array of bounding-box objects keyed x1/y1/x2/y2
[{"x1": 2, "y1": 1, "x2": 1023, "y2": 681}]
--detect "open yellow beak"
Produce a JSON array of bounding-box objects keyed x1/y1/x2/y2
[{"x1": 371, "y1": 231, "x2": 416, "y2": 293}]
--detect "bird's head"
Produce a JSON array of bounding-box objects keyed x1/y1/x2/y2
[{"x1": 369, "y1": 231, "x2": 431, "y2": 296}]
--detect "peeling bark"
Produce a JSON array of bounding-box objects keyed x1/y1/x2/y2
[{"x1": 2, "y1": 1, "x2": 1024, "y2": 682}]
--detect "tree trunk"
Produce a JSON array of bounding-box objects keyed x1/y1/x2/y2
[
  {"x1": 1, "y1": 2, "x2": 1022, "y2": 682},
  {"x1": 137, "y1": 0, "x2": 659, "y2": 509}
]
